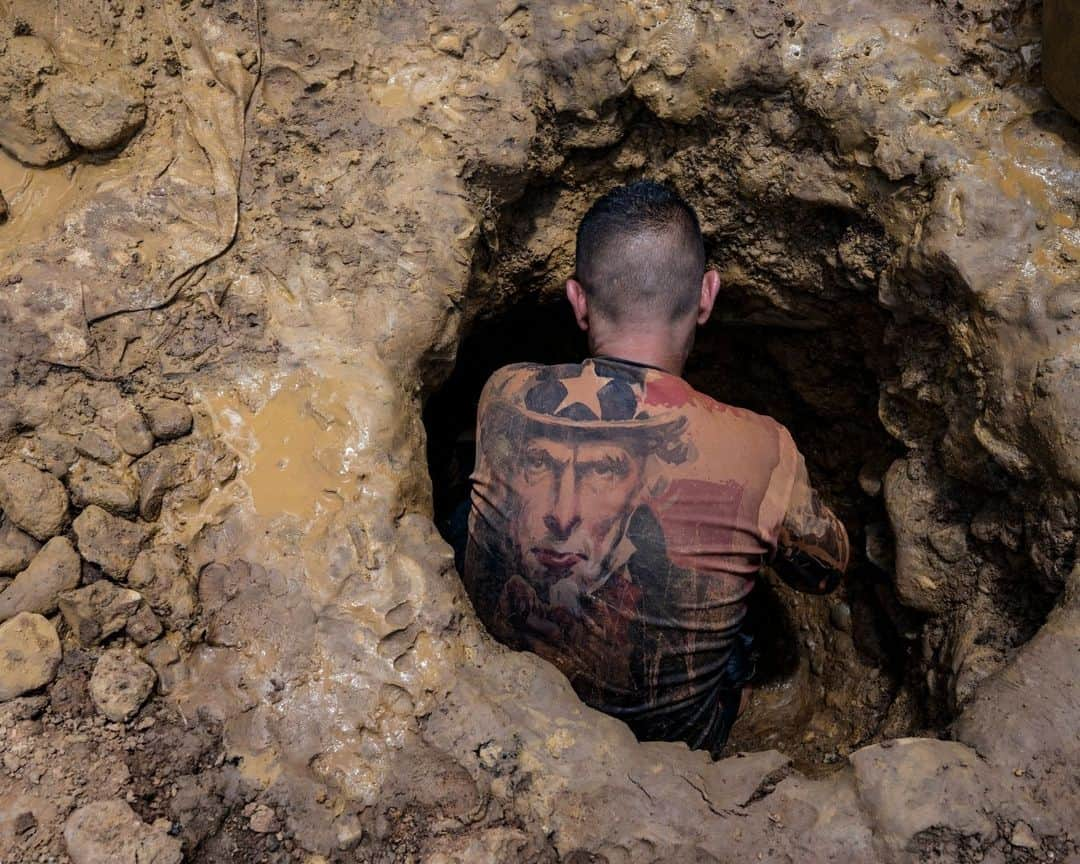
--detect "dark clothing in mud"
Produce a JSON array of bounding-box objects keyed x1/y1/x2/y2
[{"x1": 463, "y1": 357, "x2": 850, "y2": 755}]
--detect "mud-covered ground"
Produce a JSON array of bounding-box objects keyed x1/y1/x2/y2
[{"x1": 0, "y1": 0, "x2": 1078, "y2": 862}]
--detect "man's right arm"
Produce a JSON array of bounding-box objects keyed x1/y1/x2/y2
[{"x1": 771, "y1": 458, "x2": 850, "y2": 594}]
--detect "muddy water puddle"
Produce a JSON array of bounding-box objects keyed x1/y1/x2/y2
[
  {"x1": 0, "y1": 151, "x2": 129, "y2": 248},
  {"x1": 200, "y1": 370, "x2": 374, "y2": 523}
]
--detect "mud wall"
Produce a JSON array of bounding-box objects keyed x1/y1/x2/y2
[{"x1": 0, "y1": 1, "x2": 1078, "y2": 862}]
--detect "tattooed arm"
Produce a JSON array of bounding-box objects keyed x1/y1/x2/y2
[{"x1": 772, "y1": 458, "x2": 850, "y2": 595}]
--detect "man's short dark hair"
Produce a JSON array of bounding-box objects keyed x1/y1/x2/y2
[{"x1": 574, "y1": 180, "x2": 706, "y2": 323}]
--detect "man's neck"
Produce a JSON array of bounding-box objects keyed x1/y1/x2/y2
[{"x1": 588, "y1": 330, "x2": 690, "y2": 377}]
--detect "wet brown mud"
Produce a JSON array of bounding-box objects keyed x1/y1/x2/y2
[{"x1": 1, "y1": 0, "x2": 1079, "y2": 861}]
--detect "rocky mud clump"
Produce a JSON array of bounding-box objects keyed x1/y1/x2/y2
[{"x1": 0, "y1": 0, "x2": 1078, "y2": 862}]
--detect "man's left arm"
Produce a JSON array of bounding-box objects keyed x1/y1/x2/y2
[{"x1": 771, "y1": 456, "x2": 850, "y2": 594}]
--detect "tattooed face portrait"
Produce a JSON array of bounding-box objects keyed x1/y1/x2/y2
[{"x1": 510, "y1": 433, "x2": 646, "y2": 597}]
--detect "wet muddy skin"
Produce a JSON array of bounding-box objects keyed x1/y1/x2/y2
[{"x1": 0, "y1": 1, "x2": 1078, "y2": 862}]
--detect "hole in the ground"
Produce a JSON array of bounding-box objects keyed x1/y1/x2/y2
[
  {"x1": 425, "y1": 294, "x2": 917, "y2": 770},
  {"x1": 424, "y1": 101, "x2": 947, "y2": 770}
]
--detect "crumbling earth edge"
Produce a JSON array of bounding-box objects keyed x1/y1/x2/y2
[{"x1": 0, "y1": 1, "x2": 1078, "y2": 862}]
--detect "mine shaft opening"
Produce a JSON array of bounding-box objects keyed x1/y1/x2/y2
[
  {"x1": 421, "y1": 102, "x2": 954, "y2": 768},
  {"x1": 424, "y1": 286, "x2": 923, "y2": 770}
]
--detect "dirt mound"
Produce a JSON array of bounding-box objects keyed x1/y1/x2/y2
[{"x1": 0, "y1": 0, "x2": 1077, "y2": 861}]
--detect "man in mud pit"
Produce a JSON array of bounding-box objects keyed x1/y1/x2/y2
[{"x1": 462, "y1": 181, "x2": 850, "y2": 755}]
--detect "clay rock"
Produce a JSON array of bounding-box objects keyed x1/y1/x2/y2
[
  {"x1": 0, "y1": 519, "x2": 40, "y2": 575},
  {"x1": 135, "y1": 445, "x2": 189, "y2": 521},
  {"x1": 1010, "y1": 820, "x2": 1040, "y2": 850},
  {"x1": 928, "y1": 523, "x2": 969, "y2": 564},
  {"x1": 945, "y1": 603, "x2": 1007, "y2": 712},
  {"x1": 142, "y1": 398, "x2": 193, "y2": 441},
  {"x1": 1031, "y1": 349, "x2": 1080, "y2": 488},
  {"x1": 243, "y1": 802, "x2": 278, "y2": 833},
  {"x1": 142, "y1": 640, "x2": 181, "y2": 694},
  {"x1": 58, "y1": 581, "x2": 142, "y2": 647},
  {"x1": 114, "y1": 407, "x2": 154, "y2": 457},
  {"x1": 0, "y1": 36, "x2": 73, "y2": 166},
  {"x1": 0, "y1": 536, "x2": 81, "y2": 622},
  {"x1": 0, "y1": 401, "x2": 16, "y2": 439},
  {"x1": 828, "y1": 600, "x2": 852, "y2": 633},
  {"x1": 75, "y1": 431, "x2": 122, "y2": 466},
  {"x1": 432, "y1": 29, "x2": 466, "y2": 57},
  {"x1": 46, "y1": 70, "x2": 147, "y2": 152},
  {"x1": 0, "y1": 612, "x2": 62, "y2": 702},
  {"x1": 0, "y1": 460, "x2": 69, "y2": 541},
  {"x1": 0, "y1": 794, "x2": 41, "y2": 839},
  {"x1": 954, "y1": 566, "x2": 1080, "y2": 808},
  {"x1": 72, "y1": 505, "x2": 148, "y2": 578},
  {"x1": 89, "y1": 648, "x2": 156, "y2": 722},
  {"x1": 129, "y1": 546, "x2": 195, "y2": 629},
  {"x1": 68, "y1": 461, "x2": 139, "y2": 516},
  {"x1": 125, "y1": 602, "x2": 163, "y2": 645},
  {"x1": 63, "y1": 799, "x2": 181, "y2": 864},
  {"x1": 950, "y1": 644, "x2": 1004, "y2": 712},
  {"x1": 35, "y1": 432, "x2": 78, "y2": 478},
  {"x1": 882, "y1": 459, "x2": 959, "y2": 613},
  {"x1": 850, "y1": 739, "x2": 995, "y2": 849}
]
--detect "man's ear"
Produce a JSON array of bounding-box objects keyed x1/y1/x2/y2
[
  {"x1": 566, "y1": 278, "x2": 590, "y2": 332},
  {"x1": 697, "y1": 269, "x2": 720, "y2": 325}
]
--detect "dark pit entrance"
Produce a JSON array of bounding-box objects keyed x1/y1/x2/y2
[
  {"x1": 421, "y1": 99, "x2": 953, "y2": 769},
  {"x1": 424, "y1": 286, "x2": 922, "y2": 770}
]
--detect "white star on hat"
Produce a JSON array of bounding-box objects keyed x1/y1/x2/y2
[{"x1": 553, "y1": 361, "x2": 609, "y2": 419}]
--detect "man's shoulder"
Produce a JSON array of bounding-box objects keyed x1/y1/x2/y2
[
  {"x1": 678, "y1": 382, "x2": 789, "y2": 434},
  {"x1": 677, "y1": 383, "x2": 797, "y2": 460},
  {"x1": 481, "y1": 361, "x2": 548, "y2": 398},
  {"x1": 481, "y1": 360, "x2": 598, "y2": 396},
  {"x1": 487, "y1": 361, "x2": 550, "y2": 382},
  {"x1": 477, "y1": 362, "x2": 554, "y2": 415}
]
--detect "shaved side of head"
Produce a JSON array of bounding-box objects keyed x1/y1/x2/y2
[{"x1": 574, "y1": 181, "x2": 706, "y2": 324}]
